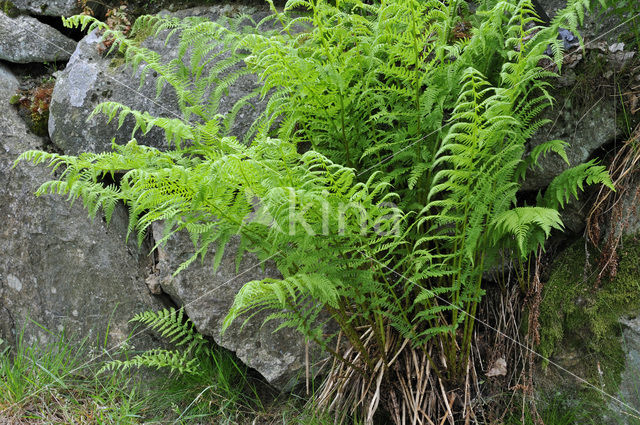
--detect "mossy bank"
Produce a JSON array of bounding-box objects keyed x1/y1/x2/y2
[{"x1": 537, "y1": 235, "x2": 640, "y2": 422}]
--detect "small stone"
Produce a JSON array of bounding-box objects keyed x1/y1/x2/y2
[
  {"x1": 7, "y1": 274, "x2": 22, "y2": 291},
  {"x1": 609, "y1": 42, "x2": 625, "y2": 53}
]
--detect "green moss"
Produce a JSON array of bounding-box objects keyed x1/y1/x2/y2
[
  {"x1": 539, "y1": 236, "x2": 640, "y2": 397},
  {"x1": 1, "y1": 0, "x2": 19, "y2": 18},
  {"x1": 28, "y1": 111, "x2": 49, "y2": 137}
]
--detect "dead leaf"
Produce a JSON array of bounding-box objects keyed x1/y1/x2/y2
[{"x1": 486, "y1": 357, "x2": 507, "y2": 377}]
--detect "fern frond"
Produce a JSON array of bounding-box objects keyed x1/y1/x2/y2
[
  {"x1": 130, "y1": 308, "x2": 206, "y2": 350},
  {"x1": 541, "y1": 160, "x2": 614, "y2": 210}
]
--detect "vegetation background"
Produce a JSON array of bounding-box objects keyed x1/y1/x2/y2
[{"x1": 2, "y1": 0, "x2": 640, "y2": 423}]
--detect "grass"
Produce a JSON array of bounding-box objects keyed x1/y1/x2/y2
[
  {"x1": 0, "y1": 331, "x2": 149, "y2": 424},
  {"x1": 1, "y1": 325, "x2": 637, "y2": 425},
  {"x1": 0, "y1": 328, "x2": 342, "y2": 425}
]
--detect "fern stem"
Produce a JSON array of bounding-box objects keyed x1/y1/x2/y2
[
  {"x1": 326, "y1": 304, "x2": 376, "y2": 371},
  {"x1": 339, "y1": 92, "x2": 352, "y2": 168}
]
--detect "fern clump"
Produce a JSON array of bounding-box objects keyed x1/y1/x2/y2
[{"x1": 17, "y1": 0, "x2": 615, "y2": 423}]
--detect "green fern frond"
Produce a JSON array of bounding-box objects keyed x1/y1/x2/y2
[
  {"x1": 100, "y1": 348, "x2": 203, "y2": 375},
  {"x1": 130, "y1": 308, "x2": 206, "y2": 350},
  {"x1": 491, "y1": 207, "x2": 564, "y2": 256},
  {"x1": 541, "y1": 160, "x2": 614, "y2": 210}
]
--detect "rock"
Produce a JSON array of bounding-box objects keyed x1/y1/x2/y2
[
  {"x1": 522, "y1": 87, "x2": 618, "y2": 192},
  {"x1": 612, "y1": 172, "x2": 640, "y2": 238},
  {"x1": 536, "y1": 238, "x2": 640, "y2": 423},
  {"x1": 0, "y1": 62, "x2": 165, "y2": 354},
  {"x1": 536, "y1": 0, "x2": 627, "y2": 44},
  {"x1": 10, "y1": 0, "x2": 81, "y2": 17},
  {"x1": 0, "y1": 11, "x2": 76, "y2": 63},
  {"x1": 49, "y1": 5, "x2": 271, "y2": 155},
  {"x1": 614, "y1": 315, "x2": 640, "y2": 422},
  {"x1": 48, "y1": 29, "x2": 176, "y2": 154},
  {"x1": 151, "y1": 223, "x2": 323, "y2": 391},
  {"x1": 0, "y1": 60, "x2": 18, "y2": 93},
  {"x1": 559, "y1": 195, "x2": 590, "y2": 234},
  {"x1": 519, "y1": 1, "x2": 635, "y2": 193}
]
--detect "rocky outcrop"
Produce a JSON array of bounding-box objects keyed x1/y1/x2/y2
[
  {"x1": 49, "y1": 5, "x2": 270, "y2": 155},
  {"x1": 0, "y1": 63, "x2": 165, "y2": 353},
  {"x1": 0, "y1": 11, "x2": 77, "y2": 63},
  {"x1": 47, "y1": 29, "x2": 178, "y2": 155},
  {"x1": 44, "y1": 5, "x2": 315, "y2": 390},
  {"x1": 150, "y1": 225, "x2": 320, "y2": 390},
  {"x1": 537, "y1": 0, "x2": 629, "y2": 44}
]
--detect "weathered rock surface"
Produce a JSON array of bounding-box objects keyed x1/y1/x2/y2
[
  {"x1": 151, "y1": 224, "x2": 321, "y2": 390},
  {"x1": 49, "y1": 5, "x2": 270, "y2": 155},
  {"x1": 522, "y1": 98, "x2": 618, "y2": 191},
  {"x1": 520, "y1": 0, "x2": 639, "y2": 193},
  {"x1": 0, "y1": 62, "x2": 165, "y2": 353},
  {"x1": 48, "y1": 29, "x2": 177, "y2": 155},
  {"x1": 614, "y1": 315, "x2": 640, "y2": 422},
  {"x1": 10, "y1": 0, "x2": 81, "y2": 17},
  {"x1": 537, "y1": 0, "x2": 630, "y2": 44},
  {"x1": 0, "y1": 11, "x2": 76, "y2": 63}
]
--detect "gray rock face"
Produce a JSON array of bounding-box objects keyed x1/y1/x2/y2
[
  {"x1": 613, "y1": 172, "x2": 640, "y2": 238},
  {"x1": 0, "y1": 63, "x2": 165, "y2": 353},
  {"x1": 519, "y1": 0, "x2": 634, "y2": 194},
  {"x1": 49, "y1": 5, "x2": 270, "y2": 155},
  {"x1": 0, "y1": 11, "x2": 77, "y2": 63},
  {"x1": 151, "y1": 224, "x2": 320, "y2": 390},
  {"x1": 537, "y1": 0, "x2": 627, "y2": 44},
  {"x1": 48, "y1": 29, "x2": 178, "y2": 155},
  {"x1": 46, "y1": 5, "x2": 318, "y2": 390},
  {"x1": 522, "y1": 90, "x2": 618, "y2": 192},
  {"x1": 614, "y1": 315, "x2": 640, "y2": 422},
  {"x1": 10, "y1": 0, "x2": 81, "y2": 17}
]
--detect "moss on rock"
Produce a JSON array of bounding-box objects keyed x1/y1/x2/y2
[
  {"x1": 539, "y1": 235, "x2": 640, "y2": 403},
  {"x1": 1, "y1": 0, "x2": 20, "y2": 18}
]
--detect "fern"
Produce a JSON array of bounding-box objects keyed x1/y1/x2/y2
[
  {"x1": 540, "y1": 160, "x2": 614, "y2": 210},
  {"x1": 100, "y1": 348, "x2": 202, "y2": 375},
  {"x1": 99, "y1": 308, "x2": 208, "y2": 375},
  {"x1": 18, "y1": 0, "x2": 614, "y2": 422},
  {"x1": 130, "y1": 308, "x2": 206, "y2": 350}
]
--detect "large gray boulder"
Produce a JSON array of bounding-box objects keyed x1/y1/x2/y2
[
  {"x1": 0, "y1": 11, "x2": 77, "y2": 63},
  {"x1": 48, "y1": 29, "x2": 178, "y2": 155},
  {"x1": 150, "y1": 224, "x2": 323, "y2": 390},
  {"x1": 0, "y1": 63, "x2": 165, "y2": 354},
  {"x1": 49, "y1": 5, "x2": 270, "y2": 155},
  {"x1": 10, "y1": 0, "x2": 81, "y2": 17}
]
